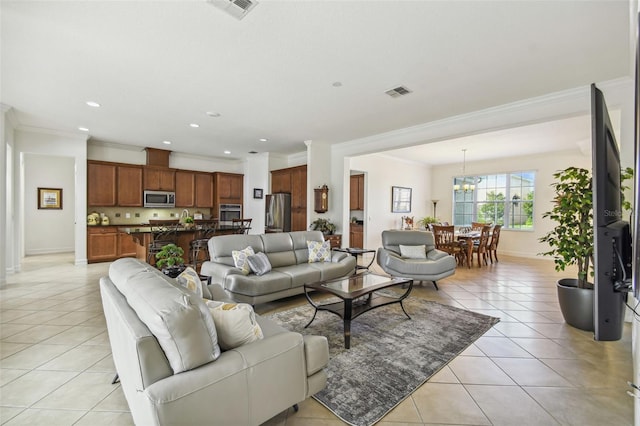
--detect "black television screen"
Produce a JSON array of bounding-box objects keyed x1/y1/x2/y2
[{"x1": 591, "y1": 83, "x2": 631, "y2": 341}]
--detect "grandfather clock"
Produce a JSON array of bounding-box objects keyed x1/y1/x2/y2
[{"x1": 314, "y1": 185, "x2": 329, "y2": 213}]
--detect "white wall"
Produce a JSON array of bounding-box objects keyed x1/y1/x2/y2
[
  {"x1": 349, "y1": 154, "x2": 431, "y2": 250},
  {"x1": 24, "y1": 154, "x2": 75, "y2": 254},
  {"x1": 15, "y1": 128, "x2": 87, "y2": 265},
  {"x1": 431, "y1": 149, "x2": 591, "y2": 259},
  {"x1": 243, "y1": 153, "x2": 269, "y2": 234}
]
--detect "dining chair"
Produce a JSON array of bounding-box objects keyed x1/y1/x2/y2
[
  {"x1": 471, "y1": 225, "x2": 492, "y2": 267},
  {"x1": 188, "y1": 219, "x2": 219, "y2": 271},
  {"x1": 147, "y1": 219, "x2": 180, "y2": 267},
  {"x1": 487, "y1": 224, "x2": 502, "y2": 263},
  {"x1": 232, "y1": 218, "x2": 252, "y2": 234},
  {"x1": 471, "y1": 221, "x2": 491, "y2": 231},
  {"x1": 432, "y1": 225, "x2": 467, "y2": 267}
]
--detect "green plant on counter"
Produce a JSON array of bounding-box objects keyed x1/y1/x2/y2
[
  {"x1": 155, "y1": 244, "x2": 185, "y2": 270},
  {"x1": 419, "y1": 216, "x2": 439, "y2": 228},
  {"x1": 310, "y1": 218, "x2": 336, "y2": 235},
  {"x1": 183, "y1": 216, "x2": 194, "y2": 224}
]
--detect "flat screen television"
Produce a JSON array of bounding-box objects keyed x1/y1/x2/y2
[{"x1": 591, "y1": 83, "x2": 632, "y2": 341}]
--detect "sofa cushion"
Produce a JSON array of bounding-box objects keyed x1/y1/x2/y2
[
  {"x1": 205, "y1": 301, "x2": 264, "y2": 350},
  {"x1": 307, "y1": 240, "x2": 331, "y2": 263},
  {"x1": 108, "y1": 258, "x2": 221, "y2": 374},
  {"x1": 176, "y1": 266, "x2": 212, "y2": 299},
  {"x1": 399, "y1": 244, "x2": 427, "y2": 259},
  {"x1": 247, "y1": 252, "x2": 272, "y2": 276},
  {"x1": 260, "y1": 233, "x2": 297, "y2": 267},
  {"x1": 232, "y1": 246, "x2": 255, "y2": 275},
  {"x1": 276, "y1": 264, "x2": 322, "y2": 287},
  {"x1": 225, "y1": 270, "x2": 292, "y2": 296}
]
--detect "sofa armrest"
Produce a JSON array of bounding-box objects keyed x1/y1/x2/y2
[
  {"x1": 206, "y1": 282, "x2": 234, "y2": 302},
  {"x1": 427, "y1": 248, "x2": 450, "y2": 261},
  {"x1": 200, "y1": 261, "x2": 242, "y2": 281},
  {"x1": 331, "y1": 251, "x2": 348, "y2": 263},
  {"x1": 303, "y1": 335, "x2": 329, "y2": 376}
]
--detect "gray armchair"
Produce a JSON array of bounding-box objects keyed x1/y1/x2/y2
[{"x1": 377, "y1": 230, "x2": 457, "y2": 290}]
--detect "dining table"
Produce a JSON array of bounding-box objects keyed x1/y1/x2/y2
[{"x1": 455, "y1": 230, "x2": 488, "y2": 268}]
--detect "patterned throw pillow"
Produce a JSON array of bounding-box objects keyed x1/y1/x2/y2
[
  {"x1": 232, "y1": 246, "x2": 255, "y2": 275},
  {"x1": 247, "y1": 252, "x2": 272, "y2": 276},
  {"x1": 399, "y1": 244, "x2": 427, "y2": 259},
  {"x1": 175, "y1": 267, "x2": 212, "y2": 299},
  {"x1": 307, "y1": 240, "x2": 331, "y2": 263},
  {"x1": 205, "y1": 300, "x2": 264, "y2": 350}
]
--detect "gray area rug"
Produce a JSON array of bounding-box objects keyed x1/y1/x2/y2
[{"x1": 267, "y1": 293, "x2": 500, "y2": 426}]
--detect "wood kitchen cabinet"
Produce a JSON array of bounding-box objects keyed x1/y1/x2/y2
[
  {"x1": 350, "y1": 174, "x2": 365, "y2": 210},
  {"x1": 88, "y1": 161, "x2": 117, "y2": 207},
  {"x1": 175, "y1": 170, "x2": 196, "y2": 207},
  {"x1": 143, "y1": 166, "x2": 175, "y2": 191},
  {"x1": 88, "y1": 226, "x2": 138, "y2": 263},
  {"x1": 350, "y1": 223, "x2": 363, "y2": 248},
  {"x1": 271, "y1": 165, "x2": 307, "y2": 231},
  {"x1": 117, "y1": 165, "x2": 143, "y2": 207},
  {"x1": 214, "y1": 172, "x2": 243, "y2": 203},
  {"x1": 324, "y1": 234, "x2": 342, "y2": 249},
  {"x1": 195, "y1": 172, "x2": 214, "y2": 208}
]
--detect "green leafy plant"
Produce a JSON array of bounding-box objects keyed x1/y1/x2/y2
[
  {"x1": 310, "y1": 218, "x2": 336, "y2": 234},
  {"x1": 419, "y1": 216, "x2": 439, "y2": 228},
  {"x1": 538, "y1": 166, "x2": 633, "y2": 289},
  {"x1": 155, "y1": 244, "x2": 185, "y2": 269},
  {"x1": 183, "y1": 216, "x2": 194, "y2": 224}
]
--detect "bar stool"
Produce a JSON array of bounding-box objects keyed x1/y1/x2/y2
[
  {"x1": 147, "y1": 219, "x2": 180, "y2": 267},
  {"x1": 189, "y1": 219, "x2": 218, "y2": 271},
  {"x1": 232, "y1": 218, "x2": 252, "y2": 234}
]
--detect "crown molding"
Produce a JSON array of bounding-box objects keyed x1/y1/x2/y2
[{"x1": 17, "y1": 124, "x2": 88, "y2": 141}]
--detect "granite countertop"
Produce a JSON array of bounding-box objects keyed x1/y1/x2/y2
[{"x1": 118, "y1": 225, "x2": 240, "y2": 234}]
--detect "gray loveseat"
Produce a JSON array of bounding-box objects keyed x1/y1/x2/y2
[
  {"x1": 100, "y1": 258, "x2": 329, "y2": 426},
  {"x1": 377, "y1": 230, "x2": 457, "y2": 290},
  {"x1": 201, "y1": 230, "x2": 356, "y2": 305}
]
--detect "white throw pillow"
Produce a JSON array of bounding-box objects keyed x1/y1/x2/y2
[
  {"x1": 307, "y1": 240, "x2": 331, "y2": 263},
  {"x1": 399, "y1": 244, "x2": 427, "y2": 259},
  {"x1": 232, "y1": 246, "x2": 255, "y2": 275},
  {"x1": 205, "y1": 300, "x2": 264, "y2": 350}
]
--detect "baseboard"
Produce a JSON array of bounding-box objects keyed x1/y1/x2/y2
[{"x1": 25, "y1": 248, "x2": 74, "y2": 256}]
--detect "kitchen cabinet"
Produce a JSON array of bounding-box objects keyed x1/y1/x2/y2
[
  {"x1": 88, "y1": 161, "x2": 117, "y2": 207},
  {"x1": 175, "y1": 170, "x2": 196, "y2": 207},
  {"x1": 350, "y1": 174, "x2": 365, "y2": 210},
  {"x1": 350, "y1": 223, "x2": 363, "y2": 248},
  {"x1": 214, "y1": 172, "x2": 243, "y2": 203},
  {"x1": 196, "y1": 172, "x2": 214, "y2": 208},
  {"x1": 271, "y1": 165, "x2": 307, "y2": 232},
  {"x1": 117, "y1": 165, "x2": 143, "y2": 207},
  {"x1": 88, "y1": 226, "x2": 138, "y2": 263},
  {"x1": 143, "y1": 167, "x2": 175, "y2": 191}
]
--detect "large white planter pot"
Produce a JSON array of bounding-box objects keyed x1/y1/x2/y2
[{"x1": 557, "y1": 278, "x2": 594, "y2": 331}]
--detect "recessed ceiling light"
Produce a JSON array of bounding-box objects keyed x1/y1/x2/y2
[
  {"x1": 162, "y1": 140, "x2": 172, "y2": 145},
  {"x1": 78, "y1": 126, "x2": 89, "y2": 132},
  {"x1": 189, "y1": 123, "x2": 200, "y2": 128},
  {"x1": 224, "y1": 150, "x2": 231, "y2": 155},
  {"x1": 86, "y1": 101, "x2": 101, "y2": 108},
  {"x1": 206, "y1": 111, "x2": 221, "y2": 117},
  {"x1": 332, "y1": 82, "x2": 342, "y2": 87},
  {"x1": 259, "y1": 138, "x2": 268, "y2": 142}
]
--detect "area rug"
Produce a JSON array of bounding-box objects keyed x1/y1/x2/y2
[{"x1": 266, "y1": 295, "x2": 500, "y2": 426}]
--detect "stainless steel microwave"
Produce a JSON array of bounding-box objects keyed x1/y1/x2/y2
[{"x1": 143, "y1": 190, "x2": 176, "y2": 208}]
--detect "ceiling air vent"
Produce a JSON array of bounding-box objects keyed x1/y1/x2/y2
[
  {"x1": 207, "y1": 0, "x2": 258, "y2": 20},
  {"x1": 385, "y1": 86, "x2": 412, "y2": 98}
]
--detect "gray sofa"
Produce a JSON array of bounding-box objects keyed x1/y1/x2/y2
[
  {"x1": 377, "y1": 230, "x2": 457, "y2": 290},
  {"x1": 100, "y1": 258, "x2": 329, "y2": 426},
  {"x1": 201, "y1": 230, "x2": 357, "y2": 305}
]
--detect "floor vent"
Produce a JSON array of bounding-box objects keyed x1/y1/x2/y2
[
  {"x1": 385, "y1": 86, "x2": 412, "y2": 98},
  {"x1": 207, "y1": 0, "x2": 258, "y2": 20}
]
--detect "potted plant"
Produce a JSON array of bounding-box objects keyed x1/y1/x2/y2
[
  {"x1": 310, "y1": 218, "x2": 336, "y2": 235},
  {"x1": 419, "y1": 216, "x2": 439, "y2": 230},
  {"x1": 155, "y1": 243, "x2": 186, "y2": 278},
  {"x1": 183, "y1": 216, "x2": 194, "y2": 229},
  {"x1": 538, "y1": 166, "x2": 633, "y2": 331}
]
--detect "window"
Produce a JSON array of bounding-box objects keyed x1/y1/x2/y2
[{"x1": 453, "y1": 171, "x2": 535, "y2": 230}]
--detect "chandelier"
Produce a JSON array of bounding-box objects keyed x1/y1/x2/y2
[{"x1": 453, "y1": 149, "x2": 475, "y2": 193}]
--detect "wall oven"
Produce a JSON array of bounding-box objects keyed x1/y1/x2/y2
[
  {"x1": 143, "y1": 190, "x2": 176, "y2": 208},
  {"x1": 219, "y1": 204, "x2": 242, "y2": 225}
]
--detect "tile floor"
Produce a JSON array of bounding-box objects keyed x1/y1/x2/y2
[{"x1": 0, "y1": 253, "x2": 634, "y2": 425}]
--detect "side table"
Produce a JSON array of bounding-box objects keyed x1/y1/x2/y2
[{"x1": 334, "y1": 247, "x2": 376, "y2": 271}]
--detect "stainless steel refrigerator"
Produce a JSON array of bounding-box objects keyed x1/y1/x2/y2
[{"x1": 265, "y1": 193, "x2": 291, "y2": 232}]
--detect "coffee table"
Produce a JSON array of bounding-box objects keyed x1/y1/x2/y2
[{"x1": 303, "y1": 273, "x2": 413, "y2": 348}]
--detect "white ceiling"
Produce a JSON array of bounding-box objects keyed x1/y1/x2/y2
[{"x1": 1, "y1": 1, "x2": 634, "y2": 164}]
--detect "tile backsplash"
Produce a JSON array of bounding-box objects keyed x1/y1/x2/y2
[{"x1": 87, "y1": 207, "x2": 213, "y2": 225}]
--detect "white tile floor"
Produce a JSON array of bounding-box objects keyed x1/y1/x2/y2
[{"x1": 0, "y1": 253, "x2": 634, "y2": 425}]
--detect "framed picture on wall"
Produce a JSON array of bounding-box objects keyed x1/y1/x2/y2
[
  {"x1": 253, "y1": 188, "x2": 263, "y2": 199},
  {"x1": 38, "y1": 187, "x2": 63, "y2": 209},
  {"x1": 391, "y1": 186, "x2": 411, "y2": 213}
]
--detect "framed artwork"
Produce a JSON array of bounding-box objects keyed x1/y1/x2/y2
[
  {"x1": 38, "y1": 187, "x2": 63, "y2": 209},
  {"x1": 253, "y1": 188, "x2": 263, "y2": 199},
  {"x1": 391, "y1": 186, "x2": 411, "y2": 213}
]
